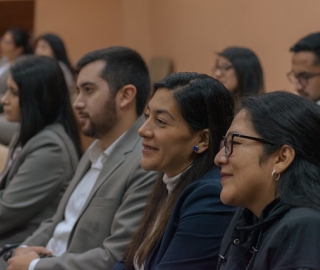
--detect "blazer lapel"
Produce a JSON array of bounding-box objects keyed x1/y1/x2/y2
[{"x1": 75, "y1": 116, "x2": 144, "y2": 217}]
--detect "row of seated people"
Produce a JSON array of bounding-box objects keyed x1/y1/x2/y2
[
  {"x1": 0, "y1": 33, "x2": 319, "y2": 270},
  {"x1": 0, "y1": 28, "x2": 77, "y2": 148}
]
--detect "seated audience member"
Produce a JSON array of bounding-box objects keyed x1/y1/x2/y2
[
  {"x1": 34, "y1": 33, "x2": 75, "y2": 99},
  {"x1": 0, "y1": 56, "x2": 81, "y2": 245},
  {"x1": 0, "y1": 28, "x2": 32, "y2": 144},
  {"x1": 113, "y1": 72, "x2": 236, "y2": 270},
  {"x1": 215, "y1": 91, "x2": 320, "y2": 269},
  {"x1": 214, "y1": 46, "x2": 264, "y2": 106},
  {"x1": 0, "y1": 28, "x2": 32, "y2": 109},
  {"x1": 288, "y1": 32, "x2": 320, "y2": 105},
  {"x1": 3, "y1": 46, "x2": 157, "y2": 270}
]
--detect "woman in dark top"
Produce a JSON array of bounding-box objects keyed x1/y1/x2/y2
[
  {"x1": 113, "y1": 72, "x2": 236, "y2": 270},
  {"x1": 214, "y1": 46, "x2": 264, "y2": 106},
  {"x1": 215, "y1": 91, "x2": 320, "y2": 270}
]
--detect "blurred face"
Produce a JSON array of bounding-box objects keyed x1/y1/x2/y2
[
  {"x1": 138, "y1": 88, "x2": 202, "y2": 177},
  {"x1": 214, "y1": 109, "x2": 277, "y2": 217},
  {"x1": 0, "y1": 32, "x2": 21, "y2": 61},
  {"x1": 74, "y1": 60, "x2": 118, "y2": 139},
  {"x1": 214, "y1": 56, "x2": 238, "y2": 93},
  {"x1": 290, "y1": 51, "x2": 320, "y2": 102},
  {"x1": 1, "y1": 74, "x2": 20, "y2": 122},
  {"x1": 35, "y1": 39, "x2": 55, "y2": 58}
]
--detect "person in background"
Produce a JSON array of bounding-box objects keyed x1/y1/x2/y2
[
  {"x1": 0, "y1": 28, "x2": 33, "y2": 145},
  {"x1": 288, "y1": 32, "x2": 320, "y2": 105},
  {"x1": 4, "y1": 46, "x2": 157, "y2": 270},
  {"x1": 113, "y1": 72, "x2": 236, "y2": 270},
  {"x1": 0, "y1": 28, "x2": 32, "y2": 106},
  {"x1": 215, "y1": 91, "x2": 320, "y2": 269},
  {"x1": 214, "y1": 46, "x2": 264, "y2": 106},
  {"x1": 34, "y1": 33, "x2": 75, "y2": 99},
  {"x1": 0, "y1": 55, "x2": 81, "y2": 246}
]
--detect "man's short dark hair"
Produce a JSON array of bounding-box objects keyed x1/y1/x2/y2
[
  {"x1": 76, "y1": 46, "x2": 150, "y2": 116},
  {"x1": 290, "y1": 32, "x2": 320, "y2": 65}
]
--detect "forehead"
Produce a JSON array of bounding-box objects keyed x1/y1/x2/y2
[
  {"x1": 227, "y1": 109, "x2": 255, "y2": 134},
  {"x1": 77, "y1": 60, "x2": 106, "y2": 84},
  {"x1": 148, "y1": 88, "x2": 181, "y2": 114},
  {"x1": 216, "y1": 56, "x2": 231, "y2": 65},
  {"x1": 292, "y1": 51, "x2": 319, "y2": 70}
]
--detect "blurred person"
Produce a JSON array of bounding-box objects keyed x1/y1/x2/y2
[
  {"x1": 214, "y1": 46, "x2": 264, "y2": 106},
  {"x1": 0, "y1": 28, "x2": 32, "y2": 104},
  {"x1": 34, "y1": 33, "x2": 75, "y2": 98},
  {"x1": 288, "y1": 32, "x2": 320, "y2": 104},
  {"x1": 215, "y1": 91, "x2": 320, "y2": 269},
  {"x1": 0, "y1": 55, "x2": 81, "y2": 246},
  {"x1": 113, "y1": 72, "x2": 236, "y2": 270},
  {"x1": 4, "y1": 46, "x2": 157, "y2": 270},
  {"x1": 0, "y1": 28, "x2": 32, "y2": 144}
]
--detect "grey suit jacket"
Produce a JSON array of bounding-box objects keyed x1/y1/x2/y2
[
  {"x1": 0, "y1": 66, "x2": 9, "y2": 113},
  {"x1": 22, "y1": 116, "x2": 157, "y2": 270},
  {"x1": 0, "y1": 123, "x2": 79, "y2": 245}
]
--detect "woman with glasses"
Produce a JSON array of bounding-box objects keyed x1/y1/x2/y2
[
  {"x1": 214, "y1": 47, "x2": 264, "y2": 106},
  {"x1": 214, "y1": 91, "x2": 320, "y2": 270},
  {"x1": 113, "y1": 72, "x2": 236, "y2": 270},
  {"x1": 0, "y1": 56, "x2": 82, "y2": 245}
]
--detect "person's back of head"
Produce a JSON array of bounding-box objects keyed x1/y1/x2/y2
[
  {"x1": 11, "y1": 55, "x2": 81, "y2": 154},
  {"x1": 240, "y1": 91, "x2": 320, "y2": 209},
  {"x1": 217, "y1": 46, "x2": 264, "y2": 98},
  {"x1": 76, "y1": 46, "x2": 150, "y2": 117}
]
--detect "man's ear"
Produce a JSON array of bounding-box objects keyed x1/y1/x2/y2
[
  {"x1": 116, "y1": 84, "x2": 137, "y2": 109},
  {"x1": 195, "y1": 129, "x2": 209, "y2": 154},
  {"x1": 273, "y1": 145, "x2": 295, "y2": 174}
]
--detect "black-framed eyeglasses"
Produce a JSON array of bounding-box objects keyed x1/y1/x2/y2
[
  {"x1": 220, "y1": 133, "x2": 274, "y2": 157},
  {"x1": 287, "y1": 71, "x2": 320, "y2": 87}
]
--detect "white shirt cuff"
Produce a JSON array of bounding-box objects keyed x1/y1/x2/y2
[{"x1": 28, "y1": 258, "x2": 40, "y2": 270}]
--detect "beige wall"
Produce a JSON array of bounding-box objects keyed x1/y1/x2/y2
[{"x1": 34, "y1": 0, "x2": 320, "y2": 92}]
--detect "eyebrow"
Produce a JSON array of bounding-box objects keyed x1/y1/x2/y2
[
  {"x1": 146, "y1": 105, "x2": 175, "y2": 120},
  {"x1": 78, "y1": 81, "x2": 96, "y2": 88}
]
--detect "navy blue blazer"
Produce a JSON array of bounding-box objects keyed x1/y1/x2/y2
[{"x1": 113, "y1": 167, "x2": 236, "y2": 270}]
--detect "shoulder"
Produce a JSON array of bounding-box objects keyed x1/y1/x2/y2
[
  {"x1": 283, "y1": 206, "x2": 320, "y2": 231},
  {"x1": 177, "y1": 167, "x2": 234, "y2": 216}
]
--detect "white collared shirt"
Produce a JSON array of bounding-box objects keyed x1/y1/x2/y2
[{"x1": 29, "y1": 134, "x2": 125, "y2": 270}]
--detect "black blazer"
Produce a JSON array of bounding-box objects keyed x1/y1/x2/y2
[{"x1": 113, "y1": 167, "x2": 236, "y2": 270}]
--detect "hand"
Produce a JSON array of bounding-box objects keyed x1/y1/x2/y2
[
  {"x1": 7, "y1": 252, "x2": 39, "y2": 270},
  {"x1": 13, "y1": 246, "x2": 51, "y2": 257}
]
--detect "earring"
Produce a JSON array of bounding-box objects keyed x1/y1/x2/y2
[
  {"x1": 271, "y1": 169, "x2": 280, "y2": 181},
  {"x1": 193, "y1": 145, "x2": 199, "y2": 152}
]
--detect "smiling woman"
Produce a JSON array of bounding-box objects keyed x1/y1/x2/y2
[
  {"x1": 215, "y1": 91, "x2": 320, "y2": 270},
  {"x1": 113, "y1": 72, "x2": 236, "y2": 270}
]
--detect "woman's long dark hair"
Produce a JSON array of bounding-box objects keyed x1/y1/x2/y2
[
  {"x1": 218, "y1": 46, "x2": 264, "y2": 98},
  {"x1": 125, "y1": 72, "x2": 234, "y2": 267},
  {"x1": 35, "y1": 33, "x2": 74, "y2": 76},
  {"x1": 10, "y1": 55, "x2": 81, "y2": 157},
  {"x1": 240, "y1": 91, "x2": 320, "y2": 210}
]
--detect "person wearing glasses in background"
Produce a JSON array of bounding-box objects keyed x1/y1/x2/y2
[
  {"x1": 214, "y1": 91, "x2": 320, "y2": 270},
  {"x1": 214, "y1": 47, "x2": 264, "y2": 107},
  {"x1": 288, "y1": 32, "x2": 320, "y2": 105}
]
